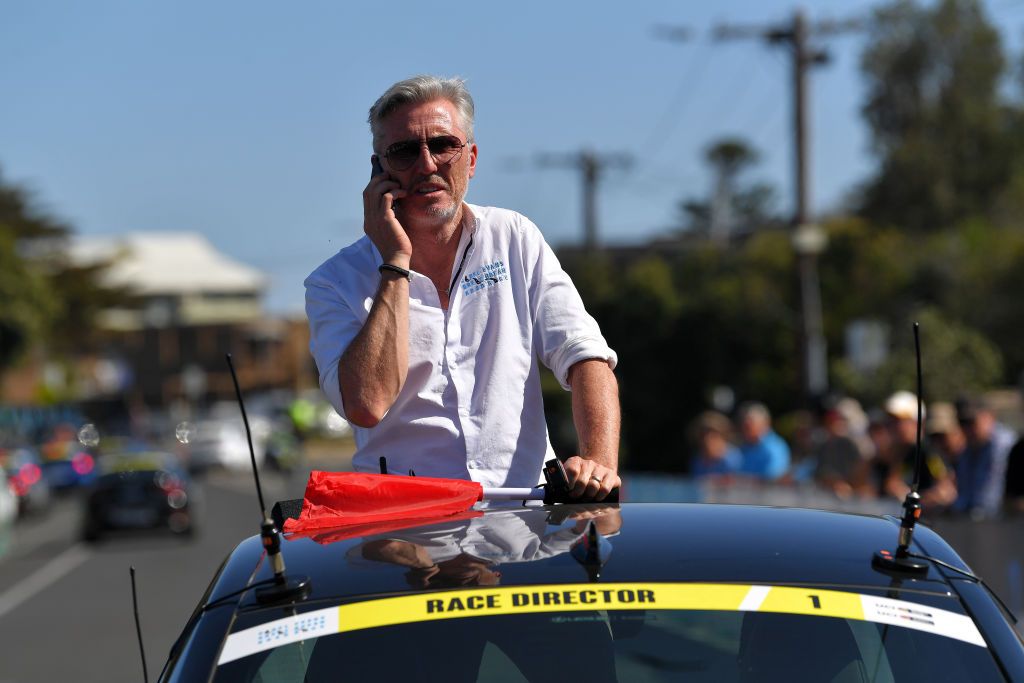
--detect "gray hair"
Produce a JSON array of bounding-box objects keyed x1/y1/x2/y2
[
  {"x1": 737, "y1": 401, "x2": 771, "y2": 425},
  {"x1": 368, "y1": 75, "x2": 475, "y2": 152}
]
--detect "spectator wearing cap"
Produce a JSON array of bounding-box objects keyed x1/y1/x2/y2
[
  {"x1": 951, "y1": 396, "x2": 1016, "y2": 519},
  {"x1": 736, "y1": 402, "x2": 790, "y2": 480},
  {"x1": 866, "y1": 409, "x2": 897, "y2": 498},
  {"x1": 689, "y1": 411, "x2": 741, "y2": 478},
  {"x1": 926, "y1": 401, "x2": 966, "y2": 465},
  {"x1": 814, "y1": 398, "x2": 872, "y2": 498},
  {"x1": 882, "y1": 391, "x2": 956, "y2": 510}
]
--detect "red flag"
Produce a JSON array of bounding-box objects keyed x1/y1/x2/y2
[{"x1": 282, "y1": 471, "x2": 483, "y2": 534}]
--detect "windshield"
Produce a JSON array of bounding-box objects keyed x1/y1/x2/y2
[{"x1": 211, "y1": 583, "x2": 1005, "y2": 682}]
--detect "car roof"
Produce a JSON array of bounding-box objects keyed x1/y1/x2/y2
[{"x1": 207, "y1": 503, "x2": 969, "y2": 608}]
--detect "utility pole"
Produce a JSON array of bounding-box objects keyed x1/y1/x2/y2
[
  {"x1": 714, "y1": 11, "x2": 862, "y2": 404},
  {"x1": 537, "y1": 150, "x2": 632, "y2": 250}
]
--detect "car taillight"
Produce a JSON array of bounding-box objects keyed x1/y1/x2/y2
[
  {"x1": 71, "y1": 452, "x2": 94, "y2": 475},
  {"x1": 156, "y1": 472, "x2": 181, "y2": 492},
  {"x1": 19, "y1": 462, "x2": 41, "y2": 486},
  {"x1": 10, "y1": 475, "x2": 28, "y2": 497}
]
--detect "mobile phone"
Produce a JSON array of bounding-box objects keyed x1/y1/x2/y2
[{"x1": 371, "y1": 155, "x2": 384, "y2": 178}]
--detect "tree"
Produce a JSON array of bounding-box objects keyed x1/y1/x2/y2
[
  {"x1": 0, "y1": 229, "x2": 54, "y2": 368},
  {"x1": 557, "y1": 228, "x2": 805, "y2": 472},
  {"x1": 677, "y1": 138, "x2": 779, "y2": 240},
  {"x1": 859, "y1": 0, "x2": 1010, "y2": 232},
  {"x1": 0, "y1": 167, "x2": 124, "y2": 374},
  {"x1": 832, "y1": 307, "x2": 1002, "y2": 405}
]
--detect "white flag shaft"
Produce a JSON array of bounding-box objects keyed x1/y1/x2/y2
[{"x1": 481, "y1": 487, "x2": 546, "y2": 501}]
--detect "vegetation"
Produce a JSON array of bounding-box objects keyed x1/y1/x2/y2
[
  {"x1": 0, "y1": 168, "x2": 123, "y2": 378},
  {"x1": 550, "y1": 0, "x2": 1024, "y2": 471}
]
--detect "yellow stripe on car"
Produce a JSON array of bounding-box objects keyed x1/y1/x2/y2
[{"x1": 217, "y1": 582, "x2": 986, "y2": 665}]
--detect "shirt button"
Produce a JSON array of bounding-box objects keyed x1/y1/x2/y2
[{"x1": 467, "y1": 462, "x2": 476, "y2": 469}]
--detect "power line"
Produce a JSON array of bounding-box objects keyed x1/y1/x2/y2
[
  {"x1": 536, "y1": 150, "x2": 632, "y2": 250},
  {"x1": 702, "y1": 48, "x2": 775, "y2": 135},
  {"x1": 640, "y1": 41, "x2": 713, "y2": 153},
  {"x1": 712, "y1": 10, "x2": 864, "y2": 403}
]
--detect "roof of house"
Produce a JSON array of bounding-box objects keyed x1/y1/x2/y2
[{"x1": 71, "y1": 232, "x2": 267, "y2": 295}]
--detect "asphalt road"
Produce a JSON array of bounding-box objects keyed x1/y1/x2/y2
[{"x1": 0, "y1": 460, "x2": 331, "y2": 683}]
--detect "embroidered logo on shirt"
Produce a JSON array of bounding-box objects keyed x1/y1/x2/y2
[{"x1": 461, "y1": 260, "x2": 508, "y2": 297}]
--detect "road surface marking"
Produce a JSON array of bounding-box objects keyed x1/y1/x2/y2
[{"x1": 0, "y1": 543, "x2": 91, "y2": 620}]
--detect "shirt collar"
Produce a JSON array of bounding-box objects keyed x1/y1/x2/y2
[{"x1": 371, "y1": 202, "x2": 478, "y2": 268}]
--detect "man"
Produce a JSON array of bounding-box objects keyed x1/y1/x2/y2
[
  {"x1": 925, "y1": 401, "x2": 966, "y2": 464},
  {"x1": 881, "y1": 391, "x2": 956, "y2": 511},
  {"x1": 952, "y1": 396, "x2": 1016, "y2": 519},
  {"x1": 305, "y1": 75, "x2": 619, "y2": 499},
  {"x1": 813, "y1": 398, "x2": 872, "y2": 498},
  {"x1": 735, "y1": 402, "x2": 790, "y2": 480},
  {"x1": 689, "y1": 410, "x2": 741, "y2": 478}
]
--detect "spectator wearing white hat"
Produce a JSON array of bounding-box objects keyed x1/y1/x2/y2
[{"x1": 883, "y1": 391, "x2": 956, "y2": 511}]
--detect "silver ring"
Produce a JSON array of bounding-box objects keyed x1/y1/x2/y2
[{"x1": 591, "y1": 475, "x2": 603, "y2": 484}]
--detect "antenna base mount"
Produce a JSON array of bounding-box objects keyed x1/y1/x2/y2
[
  {"x1": 255, "y1": 575, "x2": 312, "y2": 605},
  {"x1": 871, "y1": 550, "x2": 929, "y2": 576}
]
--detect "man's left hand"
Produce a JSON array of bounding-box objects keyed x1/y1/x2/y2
[{"x1": 562, "y1": 455, "x2": 621, "y2": 501}]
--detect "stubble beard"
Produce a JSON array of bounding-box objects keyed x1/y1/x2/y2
[
  {"x1": 426, "y1": 202, "x2": 459, "y2": 222},
  {"x1": 404, "y1": 172, "x2": 468, "y2": 236}
]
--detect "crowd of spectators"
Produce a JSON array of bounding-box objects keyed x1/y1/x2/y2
[{"x1": 688, "y1": 393, "x2": 1024, "y2": 519}]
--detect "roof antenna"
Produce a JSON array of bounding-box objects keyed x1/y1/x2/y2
[
  {"x1": 130, "y1": 566, "x2": 149, "y2": 683},
  {"x1": 872, "y1": 323, "x2": 929, "y2": 576},
  {"x1": 571, "y1": 519, "x2": 613, "y2": 582},
  {"x1": 226, "y1": 353, "x2": 311, "y2": 603}
]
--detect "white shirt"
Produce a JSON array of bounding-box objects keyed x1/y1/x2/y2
[{"x1": 304, "y1": 204, "x2": 617, "y2": 488}]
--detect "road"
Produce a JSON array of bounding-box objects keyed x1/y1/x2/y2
[{"x1": 0, "y1": 443, "x2": 351, "y2": 683}]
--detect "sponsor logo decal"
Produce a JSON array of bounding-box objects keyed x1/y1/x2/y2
[{"x1": 460, "y1": 260, "x2": 508, "y2": 298}]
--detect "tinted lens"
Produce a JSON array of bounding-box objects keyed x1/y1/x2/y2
[
  {"x1": 426, "y1": 136, "x2": 464, "y2": 157},
  {"x1": 385, "y1": 141, "x2": 421, "y2": 167},
  {"x1": 385, "y1": 136, "x2": 464, "y2": 170}
]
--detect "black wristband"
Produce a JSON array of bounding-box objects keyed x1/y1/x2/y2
[{"x1": 378, "y1": 263, "x2": 411, "y2": 280}]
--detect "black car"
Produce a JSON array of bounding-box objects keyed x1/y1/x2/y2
[
  {"x1": 82, "y1": 452, "x2": 196, "y2": 542},
  {"x1": 158, "y1": 499, "x2": 1024, "y2": 682}
]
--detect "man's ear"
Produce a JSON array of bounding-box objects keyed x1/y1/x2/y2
[{"x1": 467, "y1": 142, "x2": 478, "y2": 179}]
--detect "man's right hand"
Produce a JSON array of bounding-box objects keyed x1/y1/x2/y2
[{"x1": 363, "y1": 157, "x2": 412, "y2": 267}]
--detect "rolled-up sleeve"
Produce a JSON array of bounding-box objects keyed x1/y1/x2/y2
[
  {"x1": 521, "y1": 219, "x2": 617, "y2": 390},
  {"x1": 304, "y1": 271, "x2": 363, "y2": 418}
]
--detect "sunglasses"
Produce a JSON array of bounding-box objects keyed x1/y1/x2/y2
[{"x1": 383, "y1": 135, "x2": 467, "y2": 171}]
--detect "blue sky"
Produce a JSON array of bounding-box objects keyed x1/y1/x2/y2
[{"x1": 3, "y1": 1, "x2": 1024, "y2": 313}]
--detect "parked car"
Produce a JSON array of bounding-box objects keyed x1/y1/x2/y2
[
  {"x1": 81, "y1": 452, "x2": 196, "y2": 542},
  {"x1": 38, "y1": 425, "x2": 98, "y2": 491},
  {"x1": 186, "y1": 418, "x2": 267, "y2": 473},
  {"x1": 1, "y1": 446, "x2": 51, "y2": 517},
  {"x1": 157, "y1": 497, "x2": 1024, "y2": 682},
  {"x1": 0, "y1": 468, "x2": 15, "y2": 549}
]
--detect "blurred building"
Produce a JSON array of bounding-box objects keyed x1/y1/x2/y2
[
  {"x1": 58, "y1": 232, "x2": 317, "y2": 411},
  {"x1": 72, "y1": 232, "x2": 267, "y2": 330}
]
